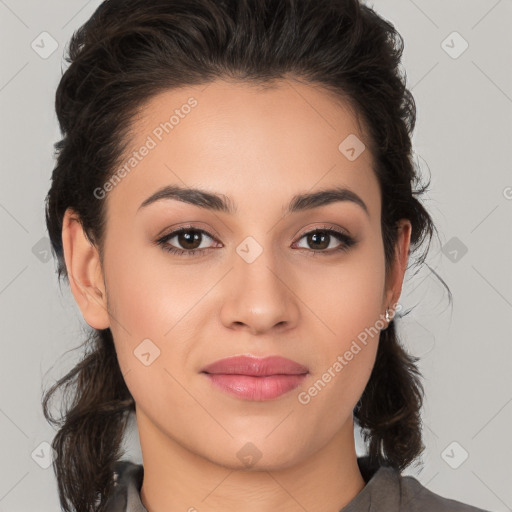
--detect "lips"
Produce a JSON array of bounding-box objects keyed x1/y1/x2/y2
[
  {"x1": 201, "y1": 355, "x2": 309, "y2": 401},
  {"x1": 201, "y1": 355, "x2": 309, "y2": 376}
]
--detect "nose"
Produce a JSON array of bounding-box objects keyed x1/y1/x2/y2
[{"x1": 219, "y1": 248, "x2": 300, "y2": 336}]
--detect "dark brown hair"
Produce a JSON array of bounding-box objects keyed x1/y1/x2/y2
[{"x1": 42, "y1": 0, "x2": 448, "y2": 510}]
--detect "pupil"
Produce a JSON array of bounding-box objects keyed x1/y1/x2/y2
[
  {"x1": 179, "y1": 231, "x2": 200, "y2": 249},
  {"x1": 310, "y1": 232, "x2": 328, "y2": 250}
]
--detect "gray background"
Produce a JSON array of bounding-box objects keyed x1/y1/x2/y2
[{"x1": 1, "y1": 0, "x2": 511, "y2": 510}]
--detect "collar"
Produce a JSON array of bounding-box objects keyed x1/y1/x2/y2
[{"x1": 105, "y1": 456, "x2": 399, "y2": 512}]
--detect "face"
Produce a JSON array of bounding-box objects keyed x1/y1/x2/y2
[{"x1": 64, "y1": 78, "x2": 410, "y2": 471}]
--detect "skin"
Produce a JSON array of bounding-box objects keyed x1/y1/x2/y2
[{"x1": 61, "y1": 78, "x2": 411, "y2": 512}]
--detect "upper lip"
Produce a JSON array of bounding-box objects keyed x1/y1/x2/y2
[{"x1": 201, "y1": 355, "x2": 309, "y2": 376}]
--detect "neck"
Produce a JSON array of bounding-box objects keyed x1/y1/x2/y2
[{"x1": 138, "y1": 411, "x2": 366, "y2": 512}]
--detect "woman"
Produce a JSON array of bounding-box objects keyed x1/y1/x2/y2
[{"x1": 42, "y1": 0, "x2": 493, "y2": 511}]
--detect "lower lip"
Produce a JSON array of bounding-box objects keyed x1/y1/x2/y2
[{"x1": 203, "y1": 373, "x2": 308, "y2": 401}]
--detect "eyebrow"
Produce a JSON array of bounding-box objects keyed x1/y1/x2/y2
[{"x1": 137, "y1": 184, "x2": 369, "y2": 217}]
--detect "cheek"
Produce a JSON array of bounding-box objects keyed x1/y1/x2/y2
[
  {"x1": 296, "y1": 236, "x2": 385, "y2": 404},
  {"x1": 102, "y1": 240, "x2": 217, "y2": 387},
  {"x1": 303, "y1": 233, "x2": 386, "y2": 343},
  {"x1": 105, "y1": 224, "x2": 385, "y2": 396},
  {"x1": 104, "y1": 238, "x2": 208, "y2": 336}
]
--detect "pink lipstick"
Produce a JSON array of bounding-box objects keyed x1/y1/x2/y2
[{"x1": 201, "y1": 355, "x2": 309, "y2": 401}]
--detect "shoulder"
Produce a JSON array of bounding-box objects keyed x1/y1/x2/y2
[
  {"x1": 103, "y1": 460, "x2": 145, "y2": 512},
  {"x1": 113, "y1": 459, "x2": 144, "y2": 485},
  {"x1": 105, "y1": 458, "x2": 494, "y2": 512},
  {"x1": 398, "y1": 472, "x2": 493, "y2": 512},
  {"x1": 355, "y1": 456, "x2": 494, "y2": 512}
]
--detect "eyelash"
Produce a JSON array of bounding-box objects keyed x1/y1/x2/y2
[{"x1": 155, "y1": 225, "x2": 356, "y2": 257}]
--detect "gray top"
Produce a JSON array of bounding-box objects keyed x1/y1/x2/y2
[{"x1": 104, "y1": 456, "x2": 493, "y2": 511}]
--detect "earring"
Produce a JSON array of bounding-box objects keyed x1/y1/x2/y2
[{"x1": 385, "y1": 308, "x2": 391, "y2": 322}]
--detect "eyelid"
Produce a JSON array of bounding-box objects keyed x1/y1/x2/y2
[
  {"x1": 155, "y1": 222, "x2": 356, "y2": 256},
  {"x1": 155, "y1": 222, "x2": 221, "y2": 241},
  {"x1": 293, "y1": 223, "x2": 351, "y2": 240},
  {"x1": 156, "y1": 223, "x2": 351, "y2": 244}
]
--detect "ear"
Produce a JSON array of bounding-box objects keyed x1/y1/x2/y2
[
  {"x1": 61, "y1": 208, "x2": 110, "y2": 330},
  {"x1": 383, "y1": 219, "x2": 412, "y2": 315}
]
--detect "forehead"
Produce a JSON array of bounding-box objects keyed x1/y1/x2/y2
[{"x1": 106, "y1": 78, "x2": 380, "y2": 220}]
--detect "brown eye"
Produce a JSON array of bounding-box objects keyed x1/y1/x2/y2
[
  {"x1": 156, "y1": 225, "x2": 356, "y2": 257},
  {"x1": 294, "y1": 228, "x2": 356, "y2": 254},
  {"x1": 156, "y1": 227, "x2": 217, "y2": 256},
  {"x1": 303, "y1": 231, "x2": 330, "y2": 250},
  {"x1": 174, "y1": 230, "x2": 203, "y2": 250}
]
